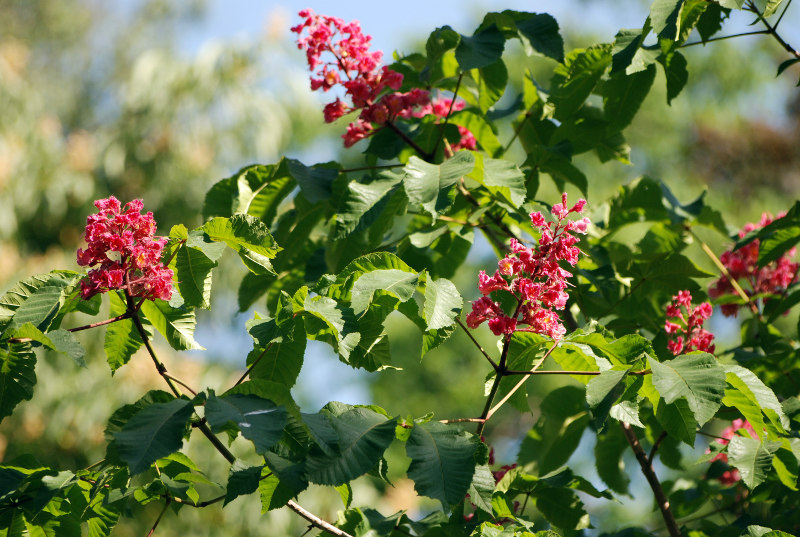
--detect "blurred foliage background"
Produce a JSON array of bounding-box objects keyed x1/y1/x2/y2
[{"x1": 2, "y1": 0, "x2": 800, "y2": 535}]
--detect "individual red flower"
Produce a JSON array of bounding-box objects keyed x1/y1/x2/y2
[
  {"x1": 709, "y1": 419, "x2": 757, "y2": 485},
  {"x1": 708, "y1": 213, "x2": 798, "y2": 317},
  {"x1": 77, "y1": 196, "x2": 173, "y2": 302},
  {"x1": 465, "y1": 193, "x2": 588, "y2": 341},
  {"x1": 664, "y1": 290, "x2": 715, "y2": 355}
]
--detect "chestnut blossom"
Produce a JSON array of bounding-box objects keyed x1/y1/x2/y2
[
  {"x1": 664, "y1": 290, "x2": 715, "y2": 355},
  {"x1": 465, "y1": 193, "x2": 588, "y2": 340},
  {"x1": 292, "y1": 9, "x2": 430, "y2": 147},
  {"x1": 293, "y1": 11, "x2": 477, "y2": 150},
  {"x1": 77, "y1": 196, "x2": 173, "y2": 302},
  {"x1": 708, "y1": 213, "x2": 798, "y2": 317}
]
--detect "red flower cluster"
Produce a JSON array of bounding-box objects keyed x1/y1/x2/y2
[
  {"x1": 466, "y1": 193, "x2": 589, "y2": 341},
  {"x1": 709, "y1": 419, "x2": 756, "y2": 485},
  {"x1": 412, "y1": 98, "x2": 477, "y2": 152},
  {"x1": 708, "y1": 213, "x2": 798, "y2": 317},
  {"x1": 77, "y1": 196, "x2": 173, "y2": 302},
  {"x1": 664, "y1": 290, "x2": 715, "y2": 355},
  {"x1": 292, "y1": 9, "x2": 429, "y2": 147}
]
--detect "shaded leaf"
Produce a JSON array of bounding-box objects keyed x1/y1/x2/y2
[{"x1": 206, "y1": 393, "x2": 288, "y2": 453}]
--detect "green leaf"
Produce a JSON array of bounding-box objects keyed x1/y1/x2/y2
[
  {"x1": 602, "y1": 65, "x2": 657, "y2": 132},
  {"x1": 6, "y1": 286, "x2": 63, "y2": 334},
  {"x1": 650, "y1": 0, "x2": 684, "y2": 40},
  {"x1": 476, "y1": 60, "x2": 508, "y2": 113},
  {"x1": 728, "y1": 436, "x2": 781, "y2": 489},
  {"x1": 549, "y1": 45, "x2": 612, "y2": 121},
  {"x1": 104, "y1": 292, "x2": 143, "y2": 372},
  {"x1": 594, "y1": 425, "x2": 630, "y2": 494},
  {"x1": 403, "y1": 153, "x2": 475, "y2": 218},
  {"x1": 168, "y1": 227, "x2": 222, "y2": 309},
  {"x1": 449, "y1": 110, "x2": 502, "y2": 157},
  {"x1": 113, "y1": 398, "x2": 194, "y2": 475},
  {"x1": 406, "y1": 421, "x2": 478, "y2": 507},
  {"x1": 656, "y1": 397, "x2": 697, "y2": 446},
  {"x1": 304, "y1": 407, "x2": 397, "y2": 486},
  {"x1": 332, "y1": 172, "x2": 403, "y2": 240},
  {"x1": 350, "y1": 269, "x2": 419, "y2": 315},
  {"x1": 455, "y1": 24, "x2": 505, "y2": 71},
  {"x1": 0, "y1": 345, "x2": 36, "y2": 421},
  {"x1": 0, "y1": 271, "x2": 78, "y2": 336},
  {"x1": 467, "y1": 152, "x2": 527, "y2": 206},
  {"x1": 468, "y1": 464, "x2": 496, "y2": 514},
  {"x1": 202, "y1": 162, "x2": 295, "y2": 226},
  {"x1": 533, "y1": 485, "x2": 589, "y2": 530},
  {"x1": 224, "y1": 461, "x2": 263, "y2": 506},
  {"x1": 586, "y1": 369, "x2": 629, "y2": 429},
  {"x1": 514, "y1": 12, "x2": 564, "y2": 62},
  {"x1": 42, "y1": 329, "x2": 85, "y2": 367},
  {"x1": 659, "y1": 49, "x2": 688, "y2": 104},
  {"x1": 205, "y1": 393, "x2": 288, "y2": 453},
  {"x1": 245, "y1": 318, "x2": 306, "y2": 388},
  {"x1": 422, "y1": 277, "x2": 462, "y2": 331},
  {"x1": 288, "y1": 159, "x2": 338, "y2": 204},
  {"x1": 649, "y1": 353, "x2": 725, "y2": 426},
  {"x1": 426, "y1": 26, "x2": 460, "y2": 64},
  {"x1": 723, "y1": 365, "x2": 789, "y2": 436},
  {"x1": 202, "y1": 214, "x2": 281, "y2": 275},
  {"x1": 139, "y1": 300, "x2": 203, "y2": 351}
]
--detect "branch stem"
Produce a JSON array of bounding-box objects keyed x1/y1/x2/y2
[
  {"x1": 456, "y1": 318, "x2": 499, "y2": 371},
  {"x1": 620, "y1": 422, "x2": 680, "y2": 537}
]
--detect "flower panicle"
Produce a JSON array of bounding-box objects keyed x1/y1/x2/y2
[
  {"x1": 465, "y1": 193, "x2": 589, "y2": 341},
  {"x1": 709, "y1": 212, "x2": 798, "y2": 317},
  {"x1": 664, "y1": 290, "x2": 715, "y2": 355},
  {"x1": 77, "y1": 196, "x2": 173, "y2": 302},
  {"x1": 292, "y1": 9, "x2": 475, "y2": 149}
]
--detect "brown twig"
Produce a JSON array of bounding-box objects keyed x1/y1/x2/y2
[
  {"x1": 232, "y1": 342, "x2": 274, "y2": 389},
  {"x1": 455, "y1": 317, "x2": 499, "y2": 371},
  {"x1": 648, "y1": 431, "x2": 668, "y2": 464},
  {"x1": 620, "y1": 422, "x2": 681, "y2": 537},
  {"x1": 146, "y1": 499, "x2": 171, "y2": 537}
]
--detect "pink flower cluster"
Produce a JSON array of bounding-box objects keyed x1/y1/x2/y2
[
  {"x1": 292, "y1": 10, "x2": 477, "y2": 150},
  {"x1": 466, "y1": 194, "x2": 589, "y2": 341},
  {"x1": 411, "y1": 98, "x2": 477, "y2": 152},
  {"x1": 664, "y1": 290, "x2": 715, "y2": 355},
  {"x1": 709, "y1": 213, "x2": 798, "y2": 317},
  {"x1": 77, "y1": 196, "x2": 173, "y2": 302},
  {"x1": 709, "y1": 419, "x2": 756, "y2": 485},
  {"x1": 292, "y1": 9, "x2": 429, "y2": 147}
]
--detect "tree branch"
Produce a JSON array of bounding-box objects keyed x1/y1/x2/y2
[{"x1": 620, "y1": 422, "x2": 681, "y2": 537}]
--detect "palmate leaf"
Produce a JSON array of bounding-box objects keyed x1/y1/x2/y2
[
  {"x1": 649, "y1": 353, "x2": 725, "y2": 426},
  {"x1": 602, "y1": 65, "x2": 657, "y2": 132},
  {"x1": 449, "y1": 111, "x2": 502, "y2": 157},
  {"x1": 10, "y1": 324, "x2": 85, "y2": 367},
  {"x1": 206, "y1": 393, "x2": 288, "y2": 453},
  {"x1": 224, "y1": 461, "x2": 263, "y2": 506},
  {"x1": 405, "y1": 421, "x2": 478, "y2": 507},
  {"x1": 0, "y1": 345, "x2": 36, "y2": 421},
  {"x1": 304, "y1": 406, "x2": 397, "y2": 486},
  {"x1": 475, "y1": 59, "x2": 507, "y2": 114},
  {"x1": 112, "y1": 397, "x2": 194, "y2": 475},
  {"x1": 202, "y1": 214, "x2": 281, "y2": 275}
]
